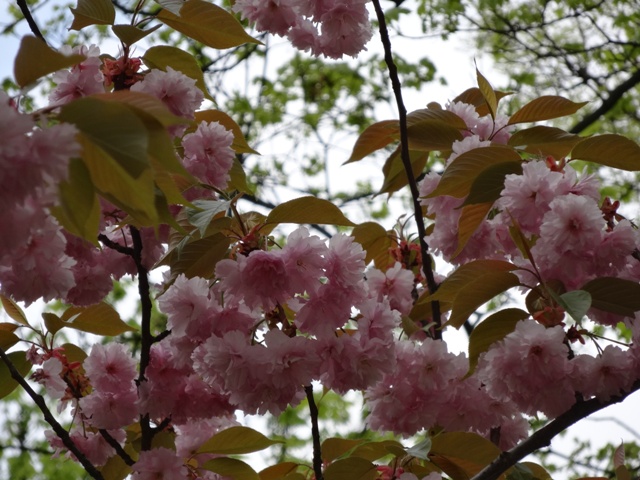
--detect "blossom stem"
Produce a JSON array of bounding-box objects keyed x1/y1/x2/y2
[
  {"x1": 370, "y1": 0, "x2": 442, "y2": 338},
  {"x1": 305, "y1": 385, "x2": 324, "y2": 480},
  {"x1": 0, "y1": 347, "x2": 104, "y2": 479},
  {"x1": 472, "y1": 379, "x2": 640, "y2": 480}
]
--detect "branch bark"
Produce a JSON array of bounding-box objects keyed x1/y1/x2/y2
[{"x1": 305, "y1": 385, "x2": 324, "y2": 480}]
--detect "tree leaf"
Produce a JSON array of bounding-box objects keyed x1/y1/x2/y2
[
  {"x1": 350, "y1": 440, "x2": 405, "y2": 462},
  {"x1": 50, "y1": 158, "x2": 101, "y2": 245},
  {"x1": 430, "y1": 432, "x2": 500, "y2": 480},
  {"x1": 259, "y1": 463, "x2": 299, "y2": 480},
  {"x1": 476, "y1": 68, "x2": 498, "y2": 119},
  {"x1": 508, "y1": 96, "x2": 588, "y2": 125},
  {"x1": 324, "y1": 457, "x2": 378, "y2": 480},
  {"x1": 463, "y1": 161, "x2": 523, "y2": 206},
  {"x1": 571, "y1": 134, "x2": 640, "y2": 171},
  {"x1": 508, "y1": 126, "x2": 581, "y2": 159},
  {"x1": 202, "y1": 458, "x2": 259, "y2": 480},
  {"x1": 346, "y1": 120, "x2": 398, "y2": 163},
  {"x1": 351, "y1": 222, "x2": 392, "y2": 269},
  {"x1": 228, "y1": 157, "x2": 253, "y2": 194},
  {"x1": 265, "y1": 197, "x2": 355, "y2": 226},
  {"x1": 0, "y1": 351, "x2": 32, "y2": 400},
  {"x1": 0, "y1": 295, "x2": 29, "y2": 326},
  {"x1": 406, "y1": 120, "x2": 464, "y2": 151},
  {"x1": 143, "y1": 46, "x2": 214, "y2": 102},
  {"x1": 60, "y1": 343, "x2": 88, "y2": 365},
  {"x1": 581, "y1": 277, "x2": 640, "y2": 317},
  {"x1": 164, "y1": 232, "x2": 232, "y2": 280},
  {"x1": 559, "y1": 290, "x2": 591, "y2": 321},
  {"x1": 194, "y1": 109, "x2": 258, "y2": 154},
  {"x1": 467, "y1": 308, "x2": 529, "y2": 375},
  {"x1": 69, "y1": 0, "x2": 115, "y2": 30},
  {"x1": 322, "y1": 438, "x2": 363, "y2": 463},
  {"x1": 186, "y1": 200, "x2": 231, "y2": 236},
  {"x1": 407, "y1": 438, "x2": 432, "y2": 460},
  {"x1": 13, "y1": 36, "x2": 84, "y2": 88},
  {"x1": 452, "y1": 87, "x2": 512, "y2": 117},
  {"x1": 197, "y1": 426, "x2": 280, "y2": 455},
  {"x1": 406, "y1": 108, "x2": 468, "y2": 129},
  {"x1": 452, "y1": 202, "x2": 493, "y2": 258},
  {"x1": 42, "y1": 312, "x2": 66, "y2": 336},
  {"x1": 0, "y1": 331, "x2": 20, "y2": 351},
  {"x1": 157, "y1": 0, "x2": 261, "y2": 49},
  {"x1": 428, "y1": 146, "x2": 521, "y2": 199},
  {"x1": 380, "y1": 146, "x2": 429, "y2": 196},
  {"x1": 62, "y1": 303, "x2": 135, "y2": 336},
  {"x1": 111, "y1": 24, "x2": 161, "y2": 47}
]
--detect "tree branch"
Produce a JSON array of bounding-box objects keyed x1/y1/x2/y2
[
  {"x1": 305, "y1": 385, "x2": 324, "y2": 480},
  {"x1": 15, "y1": 0, "x2": 46, "y2": 43},
  {"x1": 371, "y1": 0, "x2": 442, "y2": 337},
  {"x1": 0, "y1": 348, "x2": 103, "y2": 480},
  {"x1": 472, "y1": 380, "x2": 640, "y2": 480}
]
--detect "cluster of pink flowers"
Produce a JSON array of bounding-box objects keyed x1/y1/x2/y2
[
  {"x1": 49, "y1": 44, "x2": 105, "y2": 106},
  {"x1": 233, "y1": 0, "x2": 373, "y2": 58}
]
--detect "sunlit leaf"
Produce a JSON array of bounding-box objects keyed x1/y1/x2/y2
[
  {"x1": 0, "y1": 351, "x2": 32, "y2": 400},
  {"x1": 467, "y1": 308, "x2": 529, "y2": 375},
  {"x1": 266, "y1": 197, "x2": 355, "y2": 226},
  {"x1": 351, "y1": 222, "x2": 392, "y2": 269},
  {"x1": 197, "y1": 426, "x2": 280, "y2": 455},
  {"x1": 571, "y1": 134, "x2": 640, "y2": 171},
  {"x1": 508, "y1": 96, "x2": 588, "y2": 125},
  {"x1": 69, "y1": 0, "x2": 115, "y2": 30},
  {"x1": 476, "y1": 68, "x2": 498, "y2": 119},
  {"x1": 13, "y1": 36, "x2": 84, "y2": 88},
  {"x1": 157, "y1": 0, "x2": 261, "y2": 49},
  {"x1": 62, "y1": 302, "x2": 135, "y2": 336}
]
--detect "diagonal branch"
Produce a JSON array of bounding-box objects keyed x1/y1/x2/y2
[{"x1": 15, "y1": 0, "x2": 46, "y2": 43}]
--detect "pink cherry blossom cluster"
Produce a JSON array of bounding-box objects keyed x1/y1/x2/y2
[
  {"x1": 233, "y1": 0, "x2": 373, "y2": 59},
  {"x1": 49, "y1": 44, "x2": 105, "y2": 106}
]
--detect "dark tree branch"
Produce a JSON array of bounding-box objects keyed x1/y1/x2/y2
[
  {"x1": 371, "y1": 0, "x2": 441, "y2": 337},
  {"x1": 15, "y1": 0, "x2": 46, "y2": 43},
  {"x1": 305, "y1": 385, "x2": 323, "y2": 480},
  {"x1": 472, "y1": 380, "x2": 640, "y2": 480},
  {"x1": 0, "y1": 348, "x2": 103, "y2": 480}
]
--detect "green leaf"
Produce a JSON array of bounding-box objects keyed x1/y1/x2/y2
[
  {"x1": 157, "y1": 0, "x2": 261, "y2": 49},
  {"x1": 452, "y1": 87, "x2": 512, "y2": 118},
  {"x1": 143, "y1": 46, "x2": 214, "y2": 102},
  {"x1": 186, "y1": 200, "x2": 231, "y2": 236},
  {"x1": 346, "y1": 120, "x2": 398, "y2": 163},
  {"x1": 202, "y1": 458, "x2": 259, "y2": 480},
  {"x1": 322, "y1": 438, "x2": 363, "y2": 463},
  {"x1": 406, "y1": 120, "x2": 464, "y2": 151},
  {"x1": 508, "y1": 96, "x2": 588, "y2": 125},
  {"x1": 581, "y1": 277, "x2": 640, "y2": 317},
  {"x1": 13, "y1": 36, "x2": 85, "y2": 88},
  {"x1": 508, "y1": 126, "x2": 581, "y2": 159},
  {"x1": 0, "y1": 351, "x2": 32, "y2": 400},
  {"x1": 571, "y1": 134, "x2": 640, "y2": 171},
  {"x1": 0, "y1": 331, "x2": 20, "y2": 351},
  {"x1": 518, "y1": 462, "x2": 552, "y2": 480},
  {"x1": 380, "y1": 146, "x2": 430, "y2": 196},
  {"x1": 197, "y1": 426, "x2": 280, "y2": 455},
  {"x1": 351, "y1": 222, "x2": 392, "y2": 269},
  {"x1": 163, "y1": 232, "x2": 232, "y2": 280},
  {"x1": 463, "y1": 161, "x2": 523, "y2": 206},
  {"x1": 430, "y1": 432, "x2": 500, "y2": 480},
  {"x1": 0, "y1": 295, "x2": 29, "y2": 326},
  {"x1": 69, "y1": 0, "x2": 115, "y2": 30},
  {"x1": 324, "y1": 457, "x2": 378, "y2": 480},
  {"x1": 407, "y1": 438, "x2": 432, "y2": 460},
  {"x1": 467, "y1": 308, "x2": 529, "y2": 375},
  {"x1": 50, "y1": 158, "x2": 101, "y2": 245},
  {"x1": 559, "y1": 290, "x2": 591, "y2": 321},
  {"x1": 111, "y1": 24, "x2": 161, "y2": 46},
  {"x1": 194, "y1": 110, "x2": 258, "y2": 154},
  {"x1": 59, "y1": 97, "x2": 150, "y2": 178},
  {"x1": 228, "y1": 157, "x2": 253, "y2": 194},
  {"x1": 452, "y1": 202, "x2": 493, "y2": 258},
  {"x1": 259, "y1": 463, "x2": 299, "y2": 480},
  {"x1": 62, "y1": 303, "x2": 135, "y2": 336},
  {"x1": 265, "y1": 197, "x2": 355, "y2": 226},
  {"x1": 476, "y1": 68, "x2": 498, "y2": 119},
  {"x1": 60, "y1": 343, "x2": 88, "y2": 365},
  {"x1": 428, "y1": 146, "x2": 521, "y2": 199},
  {"x1": 42, "y1": 312, "x2": 66, "y2": 336}
]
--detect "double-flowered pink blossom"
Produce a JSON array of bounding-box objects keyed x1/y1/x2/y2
[
  {"x1": 182, "y1": 121, "x2": 235, "y2": 190},
  {"x1": 132, "y1": 447, "x2": 188, "y2": 480},
  {"x1": 49, "y1": 44, "x2": 104, "y2": 106}
]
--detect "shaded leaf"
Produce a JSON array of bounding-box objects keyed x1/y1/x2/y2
[
  {"x1": 165, "y1": 232, "x2": 232, "y2": 280},
  {"x1": 324, "y1": 457, "x2": 378, "y2": 480},
  {"x1": 406, "y1": 120, "x2": 464, "y2": 151},
  {"x1": 0, "y1": 331, "x2": 20, "y2": 351},
  {"x1": 60, "y1": 343, "x2": 88, "y2": 365},
  {"x1": 112, "y1": 24, "x2": 162, "y2": 46},
  {"x1": 508, "y1": 126, "x2": 581, "y2": 159},
  {"x1": 508, "y1": 96, "x2": 588, "y2": 125},
  {"x1": 406, "y1": 108, "x2": 468, "y2": 129},
  {"x1": 259, "y1": 462, "x2": 299, "y2": 480},
  {"x1": 186, "y1": 200, "x2": 231, "y2": 236},
  {"x1": 266, "y1": 197, "x2": 355, "y2": 226},
  {"x1": 0, "y1": 295, "x2": 29, "y2": 326},
  {"x1": 96, "y1": 91, "x2": 187, "y2": 129},
  {"x1": 571, "y1": 134, "x2": 640, "y2": 171},
  {"x1": 452, "y1": 202, "x2": 493, "y2": 258},
  {"x1": 0, "y1": 351, "x2": 32, "y2": 400},
  {"x1": 154, "y1": 0, "x2": 184, "y2": 14},
  {"x1": 157, "y1": 0, "x2": 261, "y2": 49},
  {"x1": 559, "y1": 290, "x2": 591, "y2": 321},
  {"x1": 350, "y1": 440, "x2": 405, "y2": 462},
  {"x1": 202, "y1": 458, "x2": 259, "y2": 480},
  {"x1": 13, "y1": 36, "x2": 84, "y2": 88},
  {"x1": 198, "y1": 426, "x2": 280, "y2": 455},
  {"x1": 346, "y1": 120, "x2": 398, "y2": 163},
  {"x1": 463, "y1": 162, "x2": 523, "y2": 206},
  {"x1": 322, "y1": 438, "x2": 363, "y2": 463},
  {"x1": 144, "y1": 46, "x2": 214, "y2": 101},
  {"x1": 467, "y1": 308, "x2": 529, "y2": 375},
  {"x1": 351, "y1": 222, "x2": 392, "y2": 269},
  {"x1": 62, "y1": 303, "x2": 135, "y2": 336},
  {"x1": 581, "y1": 277, "x2": 640, "y2": 317},
  {"x1": 407, "y1": 438, "x2": 432, "y2": 461},
  {"x1": 70, "y1": 0, "x2": 115, "y2": 30},
  {"x1": 380, "y1": 146, "x2": 429, "y2": 195},
  {"x1": 519, "y1": 462, "x2": 552, "y2": 480},
  {"x1": 228, "y1": 157, "x2": 253, "y2": 194},
  {"x1": 476, "y1": 68, "x2": 498, "y2": 119},
  {"x1": 42, "y1": 312, "x2": 66, "y2": 336},
  {"x1": 430, "y1": 432, "x2": 500, "y2": 480},
  {"x1": 194, "y1": 109, "x2": 258, "y2": 154}
]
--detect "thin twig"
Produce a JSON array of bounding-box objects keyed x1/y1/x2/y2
[
  {"x1": 0, "y1": 348, "x2": 104, "y2": 480},
  {"x1": 305, "y1": 385, "x2": 324, "y2": 480},
  {"x1": 15, "y1": 0, "x2": 46, "y2": 43},
  {"x1": 371, "y1": 0, "x2": 442, "y2": 338}
]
